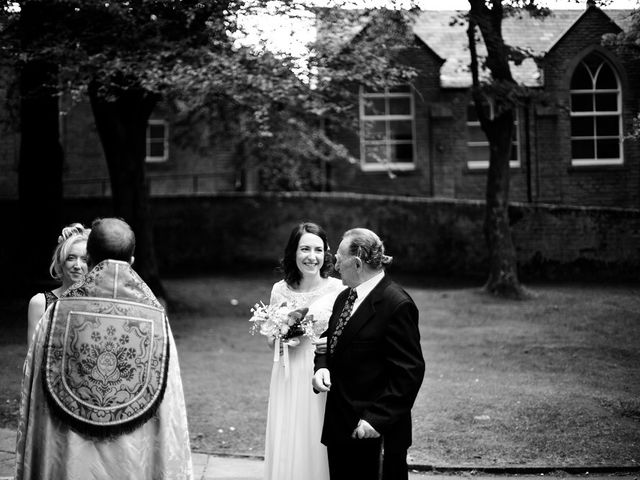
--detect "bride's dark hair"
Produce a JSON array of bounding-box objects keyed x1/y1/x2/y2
[{"x1": 279, "y1": 222, "x2": 334, "y2": 287}]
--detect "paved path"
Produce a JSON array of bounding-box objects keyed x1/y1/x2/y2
[
  {"x1": 1, "y1": 427, "x2": 637, "y2": 480},
  {"x1": 0, "y1": 427, "x2": 425, "y2": 480}
]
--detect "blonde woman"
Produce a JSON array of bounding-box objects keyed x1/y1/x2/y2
[{"x1": 26, "y1": 223, "x2": 90, "y2": 346}]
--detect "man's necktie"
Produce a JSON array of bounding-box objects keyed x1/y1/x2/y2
[{"x1": 329, "y1": 288, "x2": 358, "y2": 355}]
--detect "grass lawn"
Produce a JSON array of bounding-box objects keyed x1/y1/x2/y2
[{"x1": 1, "y1": 272, "x2": 639, "y2": 467}]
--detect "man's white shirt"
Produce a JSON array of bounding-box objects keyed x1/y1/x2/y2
[{"x1": 351, "y1": 270, "x2": 385, "y2": 315}]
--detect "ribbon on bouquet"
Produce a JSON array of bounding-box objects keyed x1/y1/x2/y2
[
  {"x1": 378, "y1": 436, "x2": 385, "y2": 480},
  {"x1": 273, "y1": 337, "x2": 291, "y2": 379}
]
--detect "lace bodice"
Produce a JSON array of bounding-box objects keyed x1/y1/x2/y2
[{"x1": 270, "y1": 277, "x2": 344, "y2": 333}]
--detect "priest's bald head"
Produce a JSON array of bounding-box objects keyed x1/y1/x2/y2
[{"x1": 87, "y1": 217, "x2": 136, "y2": 268}]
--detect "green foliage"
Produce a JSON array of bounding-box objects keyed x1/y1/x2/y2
[
  {"x1": 310, "y1": 8, "x2": 418, "y2": 120},
  {"x1": 257, "y1": 156, "x2": 324, "y2": 191},
  {"x1": 1, "y1": 0, "x2": 419, "y2": 191},
  {"x1": 1, "y1": 0, "x2": 235, "y2": 99},
  {"x1": 602, "y1": 7, "x2": 640, "y2": 139},
  {"x1": 632, "y1": 112, "x2": 640, "y2": 141}
]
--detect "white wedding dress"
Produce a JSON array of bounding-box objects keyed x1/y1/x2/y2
[{"x1": 263, "y1": 277, "x2": 344, "y2": 480}]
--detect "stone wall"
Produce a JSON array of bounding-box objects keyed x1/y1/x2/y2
[{"x1": 2, "y1": 193, "x2": 637, "y2": 282}]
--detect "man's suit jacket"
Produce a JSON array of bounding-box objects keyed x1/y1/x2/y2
[{"x1": 314, "y1": 274, "x2": 425, "y2": 448}]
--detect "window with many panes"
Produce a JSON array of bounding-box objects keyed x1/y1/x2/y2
[
  {"x1": 360, "y1": 86, "x2": 415, "y2": 171},
  {"x1": 146, "y1": 119, "x2": 169, "y2": 163},
  {"x1": 466, "y1": 102, "x2": 520, "y2": 170},
  {"x1": 570, "y1": 52, "x2": 622, "y2": 166}
]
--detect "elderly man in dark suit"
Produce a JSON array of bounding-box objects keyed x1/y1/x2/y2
[{"x1": 313, "y1": 227, "x2": 425, "y2": 480}]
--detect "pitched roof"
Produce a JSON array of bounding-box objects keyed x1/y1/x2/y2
[
  {"x1": 413, "y1": 8, "x2": 633, "y2": 87},
  {"x1": 318, "y1": 7, "x2": 635, "y2": 88}
]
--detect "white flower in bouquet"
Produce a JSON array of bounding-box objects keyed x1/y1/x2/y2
[{"x1": 249, "y1": 301, "x2": 315, "y2": 343}]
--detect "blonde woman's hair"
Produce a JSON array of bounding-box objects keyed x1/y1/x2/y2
[{"x1": 49, "y1": 223, "x2": 90, "y2": 281}]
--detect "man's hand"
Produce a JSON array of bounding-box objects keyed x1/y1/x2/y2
[
  {"x1": 351, "y1": 419, "x2": 380, "y2": 439},
  {"x1": 312, "y1": 368, "x2": 331, "y2": 392}
]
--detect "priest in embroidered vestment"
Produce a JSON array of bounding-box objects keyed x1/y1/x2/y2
[{"x1": 15, "y1": 218, "x2": 193, "y2": 480}]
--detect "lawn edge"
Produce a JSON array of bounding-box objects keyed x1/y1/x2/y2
[{"x1": 192, "y1": 449, "x2": 640, "y2": 475}]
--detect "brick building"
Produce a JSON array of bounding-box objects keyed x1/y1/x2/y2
[{"x1": 0, "y1": 5, "x2": 638, "y2": 208}]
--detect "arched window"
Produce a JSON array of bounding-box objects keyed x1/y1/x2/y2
[{"x1": 570, "y1": 52, "x2": 622, "y2": 166}]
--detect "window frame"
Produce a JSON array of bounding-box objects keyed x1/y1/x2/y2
[
  {"x1": 466, "y1": 101, "x2": 520, "y2": 171},
  {"x1": 569, "y1": 53, "x2": 623, "y2": 167},
  {"x1": 359, "y1": 86, "x2": 416, "y2": 172},
  {"x1": 145, "y1": 119, "x2": 169, "y2": 163}
]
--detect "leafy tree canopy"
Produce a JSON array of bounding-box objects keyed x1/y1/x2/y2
[
  {"x1": 1, "y1": 0, "x2": 420, "y2": 177},
  {"x1": 603, "y1": 5, "x2": 640, "y2": 139}
]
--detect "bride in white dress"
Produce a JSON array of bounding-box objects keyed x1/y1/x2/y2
[{"x1": 264, "y1": 222, "x2": 344, "y2": 480}]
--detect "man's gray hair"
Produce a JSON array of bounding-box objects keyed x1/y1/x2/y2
[{"x1": 343, "y1": 228, "x2": 393, "y2": 270}]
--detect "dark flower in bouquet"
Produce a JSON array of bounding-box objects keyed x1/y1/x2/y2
[{"x1": 281, "y1": 307, "x2": 310, "y2": 341}]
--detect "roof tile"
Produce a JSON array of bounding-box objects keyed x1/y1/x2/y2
[{"x1": 320, "y1": 8, "x2": 634, "y2": 88}]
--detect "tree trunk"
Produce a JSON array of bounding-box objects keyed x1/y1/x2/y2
[
  {"x1": 482, "y1": 111, "x2": 525, "y2": 298},
  {"x1": 88, "y1": 82, "x2": 166, "y2": 299},
  {"x1": 18, "y1": 59, "x2": 63, "y2": 289},
  {"x1": 467, "y1": 0, "x2": 526, "y2": 298}
]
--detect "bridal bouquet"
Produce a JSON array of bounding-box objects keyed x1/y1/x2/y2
[
  {"x1": 250, "y1": 301, "x2": 317, "y2": 378},
  {"x1": 249, "y1": 301, "x2": 316, "y2": 344}
]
